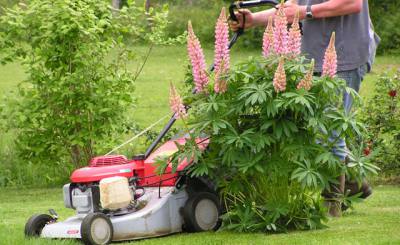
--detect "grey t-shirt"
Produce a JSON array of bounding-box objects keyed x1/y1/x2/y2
[{"x1": 298, "y1": 0, "x2": 376, "y2": 72}]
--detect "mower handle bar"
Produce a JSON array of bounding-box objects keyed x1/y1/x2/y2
[{"x1": 143, "y1": 0, "x2": 279, "y2": 159}]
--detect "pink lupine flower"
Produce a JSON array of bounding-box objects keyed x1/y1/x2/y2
[
  {"x1": 288, "y1": 11, "x2": 301, "y2": 57},
  {"x1": 322, "y1": 32, "x2": 337, "y2": 78},
  {"x1": 214, "y1": 59, "x2": 228, "y2": 93},
  {"x1": 214, "y1": 8, "x2": 230, "y2": 74},
  {"x1": 169, "y1": 83, "x2": 187, "y2": 119},
  {"x1": 297, "y1": 59, "x2": 315, "y2": 91},
  {"x1": 262, "y1": 16, "x2": 274, "y2": 57},
  {"x1": 273, "y1": 4, "x2": 289, "y2": 55},
  {"x1": 214, "y1": 8, "x2": 230, "y2": 94},
  {"x1": 187, "y1": 21, "x2": 209, "y2": 93},
  {"x1": 273, "y1": 58, "x2": 286, "y2": 92}
]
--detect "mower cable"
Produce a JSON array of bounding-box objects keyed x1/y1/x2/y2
[{"x1": 105, "y1": 114, "x2": 170, "y2": 156}]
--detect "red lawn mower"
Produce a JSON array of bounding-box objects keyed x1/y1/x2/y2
[{"x1": 24, "y1": 1, "x2": 278, "y2": 244}]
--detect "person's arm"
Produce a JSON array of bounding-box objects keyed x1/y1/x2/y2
[
  {"x1": 230, "y1": 0, "x2": 363, "y2": 31},
  {"x1": 251, "y1": 8, "x2": 277, "y2": 27},
  {"x1": 285, "y1": 0, "x2": 363, "y2": 22},
  {"x1": 308, "y1": 0, "x2": 363, "y2": 18}
]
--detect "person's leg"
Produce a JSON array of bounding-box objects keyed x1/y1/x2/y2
[{"x1": 324, "y1": 65, "x2": 365, "y2": 217}]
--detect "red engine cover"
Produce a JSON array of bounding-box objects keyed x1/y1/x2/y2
[
  {"x1": 70, "y1": 162, "x2": 137, "y2": 183},
  {"x1": 70, "y1": 137, "x2": 209, "y2": 185}
]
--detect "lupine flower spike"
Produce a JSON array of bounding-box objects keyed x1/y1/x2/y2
[
  {"x1": 214, "y1": 60, "x2": 228, "y2": 93},
  {"x1": 273, "y1": 57, "x2": 286, "y2": 92},
  {"x1": 187, "y1": 21, "x2": 209, "y2": 93},
  {"x1": 169, "y1": 83, "x2": 187, "y2": 119},
  {"x1": 322, "y1": 32, "x2": 337, "y2": 78},
  {"x1": 297, "y1": 59, "x2": 315, "y2": 91},
  {"x1": 262, "y1": 16, "x2": 274, "y2": 57},
  {"x1": 273, "y1": 0, "x2": 289, "y2": 55},
  {"x1": 288, "y1": 10, "x2": 301, "y2": 57},
  {"x1": 214, "y1": 7, "x2": 230, "y2": 94}
]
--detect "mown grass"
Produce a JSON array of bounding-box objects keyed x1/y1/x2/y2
[{"x1": 0, "y1": 185, "x2": 399, "y2": 244}]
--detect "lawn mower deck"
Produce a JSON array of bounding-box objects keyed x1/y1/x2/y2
[{"x1": 25, "y1": 137, "x2": 221, "y2": 244}]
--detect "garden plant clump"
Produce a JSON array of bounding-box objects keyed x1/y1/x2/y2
[
  {"x1": 361, "y1": 72, "x2": 400, "y2": 179},
  {"x1": 162, "y1": 6, "x2": 378, "y2": 232}
]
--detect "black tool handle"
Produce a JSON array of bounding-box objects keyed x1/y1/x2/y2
[{"x1": 228, "y1": 0, "x2": 279, "y2": 23}]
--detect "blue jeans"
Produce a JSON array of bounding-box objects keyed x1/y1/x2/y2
[{"x1": 331, "y1": 65, "x2": 367, "y2": 160}]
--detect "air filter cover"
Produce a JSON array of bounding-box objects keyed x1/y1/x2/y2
[{"x1": 99, "y1": 176, "x2": 132, "y2": 210}]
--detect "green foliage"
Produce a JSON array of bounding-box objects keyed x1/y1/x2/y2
[
  {"x1": 161, "y1": 52, "x2": 377, "y2": 231},
  {"x1": 369, "y1": 0, "x2": 400, "y2": 54},
  {"x1": 0, "y1": 0, "x2": 173, "y2": 184},
  {"x1": 361, "y1": 72, "x2": 400, "y2": 176}
]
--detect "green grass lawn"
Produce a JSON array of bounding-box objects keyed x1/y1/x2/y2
[{"x1": 0, "y1": 185, "x2": 399, "y2": 245}]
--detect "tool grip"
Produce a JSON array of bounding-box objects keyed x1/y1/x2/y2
[{"x1": 228, "y1": 0, "x2": 279, "y2": 21}]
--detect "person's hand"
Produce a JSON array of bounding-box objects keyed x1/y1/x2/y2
[
  {"x1": 228, "y1": 9, "x2": 254, "y2": 32},
  {"x1": 282, "y1": 1, "x2": 306, "y2": 23}
]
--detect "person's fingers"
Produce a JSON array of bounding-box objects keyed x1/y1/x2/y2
[
  {"x1": 237, "y1": 8, "x2": 252, "y2": 16},
  {"x1": 232, "y1": 11, "x2": 243, "y2": 21},
  {"x1": 228, "y1": 20, "x2": 239, "y2": 31}
]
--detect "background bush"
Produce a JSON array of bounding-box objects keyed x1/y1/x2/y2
[
  {"x1": 361, "y1": 72, "x2": 400, "y2": 178},
  {"x1": 369, "y1": 0, "x2": 400, "y2": 55},
  {"x1": 0, "y1": 0, "x2": 172, "y2": 186}
]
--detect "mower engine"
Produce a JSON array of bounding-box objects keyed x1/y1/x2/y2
[
  {"x1": 63, "y1": 156, "x2": 137, "y2": 216},
  {"x1": 63, "y1": 175, "x2": 135, "y2": 216}
]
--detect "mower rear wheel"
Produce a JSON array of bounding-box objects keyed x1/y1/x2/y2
[
  {"x1": 24, "y1": 213, "x2": 54, "y2": 237},
  {"x1": 183, "y1": 192, "x2": 221, "y2": 232},
  {"x1": 81, "y1": 213, "x2": 113, "y2": 245}
]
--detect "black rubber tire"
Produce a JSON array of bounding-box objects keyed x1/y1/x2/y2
[
  {"x1": 81, "y1": 213, "x2": 113, "y2": 245},
  {"x1": 24, "y1": 213, "x2": 54, "y2": 237},
  {"x1": 183, "y1": 192, "x2": 221, "y2": 232}
]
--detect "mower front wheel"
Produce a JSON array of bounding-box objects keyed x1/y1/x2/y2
[
  {"x1": 81, "y1": 213, "x2": 113, "y2": 245},
  {"x1": 24, "y1": 213, "x2": 54, "y2": 237},
  {"x1": 183, "y1": 192, "x2": 221, "y2": 232}
]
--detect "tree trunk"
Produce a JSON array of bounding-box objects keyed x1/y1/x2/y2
[
  {"x1": 145, "y1": 0, "x2": 151, "y2": 12},
  {"x1": 112, "y1": 0, "x2": 121, "y2": 9}
]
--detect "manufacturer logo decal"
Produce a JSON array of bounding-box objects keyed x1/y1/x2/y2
[
  {"x1": 119, "y1": 169, "x2": 131, "y2": 173},
  {"x1": 67, "y1": 230, "x2": 79, "y2": 235}
]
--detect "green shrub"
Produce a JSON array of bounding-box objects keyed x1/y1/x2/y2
[
  {"x1": 361, "y1": 72, "x2": 400, "y2": 177},
  {"x1": 0, "y1": 0, "x2": 172, "y2": 186}
]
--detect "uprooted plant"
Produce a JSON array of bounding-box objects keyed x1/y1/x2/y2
[{"x1": 160, "y1": 6, "x2": 378, "y2": 231}]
